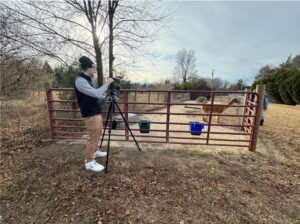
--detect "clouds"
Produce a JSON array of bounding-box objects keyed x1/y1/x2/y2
[{"x1": 126, "y1": 1, "x2": 300, "y2": 84}]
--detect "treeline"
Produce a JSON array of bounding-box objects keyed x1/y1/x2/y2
[
  {"x1": 112, "y1": 77, "x2": 247, "y2": 92},
  {"x1": 0, "y1": 55, "x2": 249, "y2": 100},
  {"x1": 252, "y1": 55, "x2": 300, "y2": 105},
  {"x1": 6, "y1": 53, "x2": 299, "y2": 105},
  {"x1": 0, "y1": 55, "x2": 53, "y2": 99},
  {"x1": 0, "y1": 54, "x2": 81, "y2": 99},
  {"x1": 172, "y1": 78, "x2": 247, "y2": 91}
]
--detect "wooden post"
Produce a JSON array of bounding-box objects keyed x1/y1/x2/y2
[
  {"x1": 44, "y1": 82, "x2": 51, "y2": 102},
  {"x1": 241, "y1": 88, "x2": 249, "y2": 131},
  {"x1": 166, "y1": 92, "x2": 171, "y2": 143},
  {"x1": 206, "y1": 92, "x2": 215, "y2": 144},
  {"x1": 133, "y1": 91, "x2": 137, "y2": 111},
  {"x1": 148, "y1": 91, "x2": 151, "y2": 103},
  {"x1": 124, "y1": 91, "x2": 129, "y2": 140},
  {"x1": 45, "y1": 84, "x2": 55, "y2": 138},
  {"x1": 250, "y1": 84, "x2": 265, "y2": 151}
]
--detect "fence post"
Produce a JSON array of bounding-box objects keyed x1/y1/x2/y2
[
  {"x1": 206, "y1": 92, "x2": 215, "y2": 144},
  {"x1": 166, "y1": 92, "x2": 171, "y2": 143},
  {"x1": 124, "y1": 91, "x2": 129, "y2": 140},
  {"x1": 241, "y1": 88, "x2": 249, "y2": 131},
  {"x1": 46, "y1": 88, "x2": 54, "y2": 139},
  {"x1": 44, "y1": 82, "x2": 51, "y2": 102},
  {"x1": 133, "y1": 90, "x2": 137, "y2": 111},
  {"x1": 250, "y1": 84, "x2": 265, "y2": 151},
  {"x1": 148, "y1": 91, "x2": 151, "y2": 103}
]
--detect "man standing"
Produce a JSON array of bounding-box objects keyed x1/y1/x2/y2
[
  {"x1": 260, "y1": 94, "x2": 269, "y2": 126},
  {"x1": 74, "y1": 56, "x2": 114, "y2": 172}
]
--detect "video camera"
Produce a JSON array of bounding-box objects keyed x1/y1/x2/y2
[{"x1": 108, "y1": 78, "x2": 121, "y2": 97}]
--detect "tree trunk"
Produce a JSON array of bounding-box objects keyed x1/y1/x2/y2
[
  {"x1": 108, "y1": 0, "x2": 118, "y2": 78},
  {"x1": 85, "y1": 0, "x2": 104, "y2": 87},
  {"x1": 109, "y1": 2, "x2": 113, "y2": 78},
  {"x1": 92, "y1": 32, "x2": 104, "y2": 87}
]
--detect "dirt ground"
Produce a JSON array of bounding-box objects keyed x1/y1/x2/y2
[
  {"x1": 122, "y1": 98, "x2": 250, "y2": 146},
  {"x1": 1, "y1": 102, "x2": 300, "y2": 224}
]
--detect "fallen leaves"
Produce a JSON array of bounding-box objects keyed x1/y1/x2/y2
[
  {"x1": 1, "y1": 102, "x2": 300, "y2": 224},
  {"x1": 242, "y1": 190, "x2": 253, "y2": 195}
]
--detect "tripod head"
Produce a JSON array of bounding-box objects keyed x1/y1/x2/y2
[{"x1": 107, "y1": 78, "x2": 121, "y2": 100}]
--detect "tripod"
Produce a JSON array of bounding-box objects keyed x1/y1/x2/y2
[{"x1": 99, "y1": 94, "x2": 141, "y2": 173}]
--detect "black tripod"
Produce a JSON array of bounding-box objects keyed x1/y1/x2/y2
[{"x1": 99, "y1": 94, "x2": 141, "y2": 173}]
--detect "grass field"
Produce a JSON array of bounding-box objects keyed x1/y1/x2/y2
[{"x1": 1, "y1": 98, "x2": 299, "y2": 223}]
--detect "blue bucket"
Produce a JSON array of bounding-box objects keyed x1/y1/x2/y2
[{"x1": 189, "y1": 122, "x2": 205, "y2": 136}]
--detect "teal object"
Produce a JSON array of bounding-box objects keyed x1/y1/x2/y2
[{"x1": 138, "y1": 120, "x2": 151, "y2": 133}]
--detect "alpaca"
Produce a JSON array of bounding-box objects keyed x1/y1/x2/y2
[
  {"x1": 196, "y1": 96, "x2": 208, "y2": 103},
  {"x1": 202, "y1": 97, "x2": 239, "y2": 123}
]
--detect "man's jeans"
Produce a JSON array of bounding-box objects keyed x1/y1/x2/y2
[{"x1": 83, "y1": 114, "x2": 103, "y2": 162}]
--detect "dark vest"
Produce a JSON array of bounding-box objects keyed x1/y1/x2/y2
[{"x1": 74, "y1": 72, "x2": 101, "y2": 118}]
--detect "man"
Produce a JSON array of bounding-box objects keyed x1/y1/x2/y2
[
  {"x1": 260, "y1": 94, "x2": 269, "y2": 126},
  {"x1": 74, "y1": 56, "x2": 114, "y2": 172}
]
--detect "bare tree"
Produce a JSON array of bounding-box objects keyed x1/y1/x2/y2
[
  {"x1": 228, "y1": 79, "x2": 247, "y2": 91},
  {"x1": 255, "y1": 64, "x2": 275, "y2": 81},
  {"x1": 108, "y1": 0, "x2": 118, "y2": 78},
  {"x1": 173, "y1": 49, "x2": 198, "y2": 84},
  {"x1": 254, "y1": 55, "x2": 300, "y2": 82},
  {"x1": 0, "y1": 0, "x2": 167, "y2": 86},
  {"x1": 0, "y1": 13, "x2": 51, "y2": 98},
  {"x1": 211, "y1": 77, "x2": 224, "y2": 91},
  {"x1": 223, "y1": 80, "x2": 230, "y2": 90},
  {"x1": 0, "y1": 10, "x2": 40, "y2": 65},
  {"x1": 106, "y1": 1, "x2": 167, "y2": 78},
  {"x1": 0, "y1": 0, "x2": 107, "y2": 86},
  {"x1": 291, "y1": 55, "x2": 300, "y2": 69},
  {"x1": 279, "y1": 54, "x2": 292, "y2": 69}
]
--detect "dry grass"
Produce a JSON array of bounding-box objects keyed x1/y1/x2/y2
[
  {"x1": 0, "y1": 97, "x2": 50, "y2": 155},
  {"x1": 1, "y1": 98, "x2": 300, "y2": 223}
]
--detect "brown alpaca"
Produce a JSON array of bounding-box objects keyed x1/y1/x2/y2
[{"x1": 202, "y1": 97, "x2": 239, "y2": 123}]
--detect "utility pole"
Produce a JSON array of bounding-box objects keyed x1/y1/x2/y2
[{"x1": 211, "y1": 69, "x2": 215, "y2": 91}]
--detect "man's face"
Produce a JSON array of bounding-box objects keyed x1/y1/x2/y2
[{"x1": 87, "y1": 65, "x2": 96, "y2": 77}]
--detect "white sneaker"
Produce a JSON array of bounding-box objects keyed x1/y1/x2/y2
[
  {"x1": 94, "y1": 150, "x2": 107, "y2": 158},
  {"x1": 85, "y1": 160, "x2": 104, "y2": 172}
]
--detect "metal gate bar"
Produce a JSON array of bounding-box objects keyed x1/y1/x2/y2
[{"x1": 47, "y1": 88, "x2": 259, "y2": 150}]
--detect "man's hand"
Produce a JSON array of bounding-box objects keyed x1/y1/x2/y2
[
  {"x1": 105, "y1": 96, "x2": 119, "y2": 101},
  {"x1": 105, "y1": 78, "x2": 114, "y2": 87}
]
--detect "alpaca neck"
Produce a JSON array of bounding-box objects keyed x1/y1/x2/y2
[{"x1": 227, "y1": 98, "x2": 236, "y2": 105}]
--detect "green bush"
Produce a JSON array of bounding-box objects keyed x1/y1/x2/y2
[
  {"x1": 277, "y1": 69, "x2": 300, "y2": 105},
  {"x1": 289, "y1": 70, "x2": 300, "y2": 104},
  {"x1": 173, "y1": 78, "x2": 210, "y2": 91},
  {"x1": 279, "y1": 78, "x2": 295, "y2": 105},
  {"x1": 252, "y1": 68, "x2": 300, "y2": 105},
  {"x1": 275, "y1": 69, "x2": 293, "y2": 105}
]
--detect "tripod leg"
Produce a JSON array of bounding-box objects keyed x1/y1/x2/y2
[
  {"x1": 105, "y1": 101, "x2": 114, "y2": 173},
  {"x1": 100, "y1": 101, "x2": 112, "y2": 149},
  {"x1": 115, "y1": 101, "x2": 141, "y2": 151}
]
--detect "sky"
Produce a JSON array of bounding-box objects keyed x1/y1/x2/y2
[{"x1": 126, "y1": 1, "x2": 300, "y2": 84}]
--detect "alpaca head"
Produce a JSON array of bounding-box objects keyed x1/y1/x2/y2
[{"x1": 230, "y1": 97, "x2": 240, "y2": 104}]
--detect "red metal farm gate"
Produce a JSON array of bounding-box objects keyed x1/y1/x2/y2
[{"x1": 46, "y1": 89, "x2": 260, "y2": 150}]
